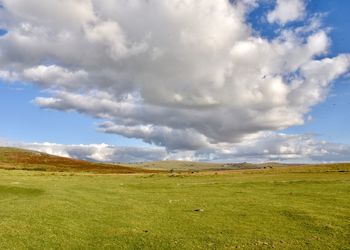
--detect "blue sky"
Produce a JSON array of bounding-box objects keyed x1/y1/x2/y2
[
  {"x1": 0, "y1": 0, "x2": 349, "y2": 162},
  {"x1": 281, "y1": 0, "x2": 350, "y2": 144},
  {"x1": 0, "y1": 83, "x2": 147, "y2": 146},
  {"x1": 246, "y1": 0, "x2": 350, "y2": 144}
]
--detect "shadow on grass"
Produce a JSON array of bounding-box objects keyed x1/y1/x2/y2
[{"x1": 0, "y1": 185, "x2": 44, "y2": 198}]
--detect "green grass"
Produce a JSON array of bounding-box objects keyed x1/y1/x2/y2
[{"x1": 0, "y1": 166, "x2": 349, "y2": 249}]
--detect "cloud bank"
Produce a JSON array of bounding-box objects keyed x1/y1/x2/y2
[
  {"x1": 0, "y1": 0, "x2": 349, "y2": 161},
  {"x1": 2, "y1": 132, "x2": 350, "y2": 163}
]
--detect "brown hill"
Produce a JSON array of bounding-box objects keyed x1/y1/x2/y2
[{"x1": 0, "y1": 147, "x2": 158, "y2": 174}]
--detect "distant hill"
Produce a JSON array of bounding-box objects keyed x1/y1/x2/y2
[
  {"x1": 1, "y1": 147, "x2": 349, "y2": 174},
  {"x1": 119, "y1": 160, "x2": 286, "y2": 172},
  {"x1": 0, "y1": 147, "x2": 157, "y2": 174},
  {"x1": 120, "y1": 160, "x2": 350, "y2": 172},
  {"x1": 120, "y1": 160, "x2": 227, "y2": 172}
]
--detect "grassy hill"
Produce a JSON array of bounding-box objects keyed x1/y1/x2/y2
[{"x1": 0, "y1": 147, "x2": 157, "y2": 174}]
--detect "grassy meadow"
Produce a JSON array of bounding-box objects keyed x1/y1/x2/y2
[{"x1": 0, "y1": 163, "x2": 349, "y2": 249}]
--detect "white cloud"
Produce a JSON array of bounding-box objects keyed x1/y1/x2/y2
[
  {"x1": 23, "y1": 65, "x2": 88, "y2": 89},
  {"x1": 267, "y1": 0, "x2": 306, "y2": 25},
  {"x1": 208, "y1": 132, "x2": 350, "y2": 163},
  {"x1": 0, "y1": 69, "x2": 18, "y2": 81},
  {"x1": 2, "y1": 132, "x2": 350, "y2": 163},
  {"x1": 0, "y1": 0, "x2": 349, "y2": 154},
  {"x1": 6, "y1": 142, "x2": 167, "y2": 163}
]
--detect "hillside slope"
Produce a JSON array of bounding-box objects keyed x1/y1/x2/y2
[{"x1": 0, "y1": 147, "x2": 157, "y2": 174}]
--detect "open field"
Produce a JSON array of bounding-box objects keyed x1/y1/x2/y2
[{"x1": 0, "y1": 163, "x2": 349, "y2": 249}]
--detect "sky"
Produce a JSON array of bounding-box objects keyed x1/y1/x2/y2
[{"x1": 0, "y1": 0, "x2": 349, "y2": 163}]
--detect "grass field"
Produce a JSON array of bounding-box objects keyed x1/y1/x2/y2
[{"x1": 0, "y1": 163, "x2": 349, "y2": 249}]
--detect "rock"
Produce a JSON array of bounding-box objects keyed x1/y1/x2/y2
[{"x1": 194, "y1": 208, "x2": 204, "y2": 212}]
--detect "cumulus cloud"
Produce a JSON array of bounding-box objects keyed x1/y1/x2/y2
[
  {"x1": 206, "y1": 132, "x2": 350, "y2": 163},
  {"x1": 2, "y1": 132, "x2": 350, "y2": 163},
  {"x1": 23, "y1": 65, "x2": 88, "y2": 89},
  {"x1": 0, "y1": 0, "x2": 349, "y2": 155},
  {"x1": 267, "y1": 0, "x2": 306, "y2": 25}
]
